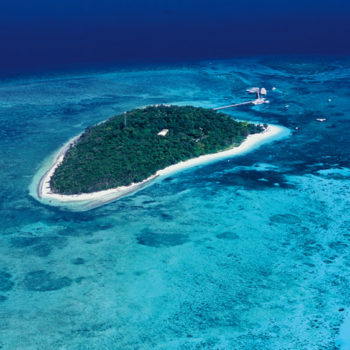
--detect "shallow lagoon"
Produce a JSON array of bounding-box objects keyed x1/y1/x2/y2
[{"x1": 0, "y1": 57, "x2": 350, "y2": 349}]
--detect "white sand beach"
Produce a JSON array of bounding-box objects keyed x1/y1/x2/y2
[{"x1": 33, "y1": 123, "x2": 290, "y2": 210}]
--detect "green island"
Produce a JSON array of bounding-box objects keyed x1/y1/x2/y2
[{"x1": 50, "y1": 105, "x2": 264, "y2": 194}]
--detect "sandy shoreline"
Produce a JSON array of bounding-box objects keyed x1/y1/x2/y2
[{"x1": 32, "y1": 123, "x2": 290, "y2": 210}]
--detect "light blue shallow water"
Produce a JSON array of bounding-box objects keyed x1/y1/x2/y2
[{"x1": 0, "y1": 57, "x2": 350, "y2": 349}]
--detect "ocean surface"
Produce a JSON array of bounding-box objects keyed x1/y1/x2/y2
[{"x1": 0, "y1": 57, "x2": 350, "y2": 349}]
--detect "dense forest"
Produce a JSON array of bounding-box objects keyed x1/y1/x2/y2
[{"x1": 50, "y1": 105, "x2": 264, "y2": 194}]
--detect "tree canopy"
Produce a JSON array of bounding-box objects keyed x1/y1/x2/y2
[{"x1": 50, "y1": 105, "x2": 263, "y2": 194}]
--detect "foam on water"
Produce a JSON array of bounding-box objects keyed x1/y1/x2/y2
[{"x1": 0, "y1": 57, "x2": 349, "y2": 349}]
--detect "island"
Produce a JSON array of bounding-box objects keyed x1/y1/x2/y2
[{"x1": 33, "y1": 105, "x2": 289, "y2": 210}]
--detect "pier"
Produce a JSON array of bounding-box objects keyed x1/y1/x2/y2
[{"x1": 214, "y1": 87, "x2": 269, "y2": 111}]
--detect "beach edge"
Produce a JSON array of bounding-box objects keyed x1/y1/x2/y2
[{"x1": 29, "y1": 123, "x2": 291, "y2": 211}]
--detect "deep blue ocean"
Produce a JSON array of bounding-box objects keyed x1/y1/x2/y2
[{"x1": 1, "y1": 57, "x2": 350, "y2": 349}]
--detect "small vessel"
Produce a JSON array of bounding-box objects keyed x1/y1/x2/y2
[
  {"x1": 252, "y1": 98, "x2": 269, "y2": 105},
  {"x1": 247, "y1": 87, "x2": 269, "y2": 105}
]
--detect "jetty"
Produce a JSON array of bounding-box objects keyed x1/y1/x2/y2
[{"x1": 214, "y1": 87, "x2": 269, "y2": 111}]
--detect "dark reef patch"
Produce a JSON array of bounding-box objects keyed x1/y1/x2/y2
[
  {"x1": 215, "y1": 170, "x2": 293, "y2": 190},
  {"x1": 11, "y1": 237, "x2": 41, "y2": 247},
  {"x1": 70, "y1": 321, "x2": 112, "y2": 337},
  {"x1": 71, "y1": 258, "x2": 85, "y2": 265},
  {"x1": 58, "y1": 228, "x2": 93, "y2": 237},
  {"x1": 0, "y1": 272, "x2": 14, "y2": 291},
  {"x1": 270, "y1": 214, "x2": 300, "y2": 225},
  {"x1": 75, "y1": 277, "x2": 85, "y2": 284},
  {"x1": 142, "y1": 200, "x2": 156, "y2": 205},
  {"x1": 216, "y1": 232, "x2": 239, "y2": 240},
  {"x1": 23, "y1": 270, "x2": 72, "y2": 292},
  {"x1": 163, "y1": 176, "x2": 174, "y2": 182},
  {"x1": 0, "y1": 295, "x2": 7, "y2": 303},
  {"x1": 137, "y1": 229, "x2": 189, "y2": 247},
  {"x1": 159, "y1": 212, "x2": 174, "y2": 220},
  {"x1": 57, "y1": 221, "x2": 113, "y2": 237},
  {"x1": 32, "y1": 244, "x2": 53, "y2": 257},
  {"x1": 85, "y1": 238, "x2": 103, "y2": 245},
  {"x1": 11, "y1": 236, "x2": 67, "y2": 257},
  {"x1": 329, "y1": 241, "x2": 348, "y2": 254}
]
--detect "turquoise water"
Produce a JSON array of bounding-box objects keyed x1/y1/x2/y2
[{"x1": 1, "y1": 57, "x2": 350, "y2": 349}]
